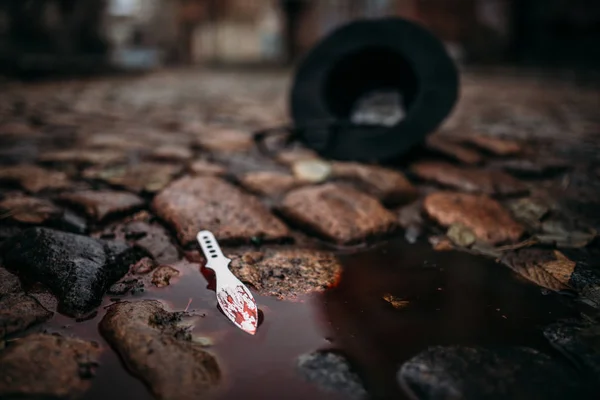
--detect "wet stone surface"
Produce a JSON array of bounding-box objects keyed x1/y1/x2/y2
[
  {"x1": 398, "y1": 346, "x2": 591, "y2": 400},
  {"x1": 0, "y1": 334, "x2": 101, "y2": 399},
  {"x1": 100, "y1": 300, "x2": 220, "y2": 400},
  {"x1": 0, "y1": 227, "x2": 145, "y2": 317},
  {"x1": 0, "y1": 69, "x2": 598, "y2": 400},
  {"x1": 297, "y1": 351, "x2": 368, "y2": 400},
  {"x1": 544, "y1": 318, "x2": 600, "y2": 381},
  {"x1": 280, "y1": 183, "x2": 398, "y2": 245},
  {"x1": 228, "y1": 247, "x2": 342, "y2": 300},
  {"x1": 152, "y1": 176, "x2": 290, "y2": 246}
]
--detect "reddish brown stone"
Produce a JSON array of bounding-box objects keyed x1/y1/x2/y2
[
  {"x1": 424, "y1": 192, "x2": 524, "y2": 244},
  {"x1": 331, "y1": 162, "x2": 417, "y2": 204},
  {"x1": 0, "y1": 122, "x2": 38, "y2": 136},
  {"x1": 188, "y1": 160, "x2": 227, "y2": 176},
  {"x1": 131, "y1": 257, "x2": 158, "y2": 275},
  {"x1": 411, "y1": 161, "x2": 528, "y2": 196},
  {"x1": 0, "y1": 334, "x2": 100, "y2": 399},
  {"x1": 152, "y1": 176, "x2": 290, "y2": 245},
  {"x1": 59, "y1": 190, "x2": 144, "y2": 221},
  {"x1": 280, "y1": 183, "x2": 398, "y2": 244},
  {"x1": 463, "y1": 135, "x2": 522, "y2": 156},
  {"x1": 228, "y1": 248, "x2": 342, "y2": 300},
  {"x1": 100, "y1": 301, "x2": 220, "y2": 399},
  {"x1": 0, "y1": 195, "x2": 61, "y2": 224},
  {"x1": 275, "y1": 148, "x2": 320, "y2": 166},
  {"x1": 196, "y1": 128, "x2": 253, "y2": 152},
  {"x1": 38, "y1": 149, "x2": 126, "y2": 165},
  {"x1": 150, "y1": 145, "x2": 193, "y2": 161},
  {"x1": 426, "y1": 136, "x2": 483, "y2": 165},
  {"x1": 0, "y1": 165, "x2": 70, "y2": 193},
  {"x1": 0, "y1": 294, "x2": 53, "y2": 339},
  {"x1": 239, "y1": 171, "x2": 302, "y2": 197},
  {"x1": 83, "y1": 162, "x2": 182, "y2": 193}
]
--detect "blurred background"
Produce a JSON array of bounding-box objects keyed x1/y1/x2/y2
[{"x1": 0, "y1": 0, "x2": 599, "y2": 78}]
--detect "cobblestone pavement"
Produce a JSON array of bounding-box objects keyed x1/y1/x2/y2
[{"x1": 0, "y1": 68, "x2": 599, "y2": 400}]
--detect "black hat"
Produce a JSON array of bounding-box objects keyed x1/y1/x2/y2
[{"x1": 290, "y1": 17, "x2": 459, "y2": 162}]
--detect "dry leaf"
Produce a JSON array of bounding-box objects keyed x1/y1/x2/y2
[
  {"x1": 383, "y1": 294, "x2": 409, "y2": 309},
  {"x1": 429, "y1": 236, "x2": 455, "y2": 251},
  {"x1": 500, "y1": 248, "x2": 573, "y2": 292},
  {"x1": 541, "y1": 250, "x2": 576, "y2": 286}
]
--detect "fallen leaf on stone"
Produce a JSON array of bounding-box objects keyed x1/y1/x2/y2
[
  {"x1": 541, "y1": 251, "x2": 576, "y2": 286},
  {"x1": 382, "y1": 294, "x2": 409, "y2": 309},
  {"x1": 447, "y1": 224, "x2": 477, "y2": 247},
  {"x1": 500, "y1": 248, "x2": 574, "y2": 291},
  {"x1": 292, "y1": 160, "x2": 332, "y2": 183}
]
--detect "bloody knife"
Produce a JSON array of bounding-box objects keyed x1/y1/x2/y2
[{"x1": 197, "y1": 230, "x2": 258, "y2": 335}]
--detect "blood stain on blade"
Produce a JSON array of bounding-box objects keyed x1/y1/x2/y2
[{"x1": 217, "y1": 284, "x2": 258, "y2": 335}]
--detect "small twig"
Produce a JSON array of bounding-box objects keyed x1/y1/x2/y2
[{"x1": 184, "y1": 298, "x2": 193, "y2": 312}]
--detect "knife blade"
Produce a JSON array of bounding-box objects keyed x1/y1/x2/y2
[{"x1": 197, "y1": 230, "x2": 258, "y2": 335}]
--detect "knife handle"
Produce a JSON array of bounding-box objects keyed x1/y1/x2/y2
[{"x1": 197, "y1": 230, "x2": 229, "y2": 266}]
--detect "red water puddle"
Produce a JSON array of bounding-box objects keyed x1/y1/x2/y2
[{"x1": 39, "y1": 238, "x2": 582, "y2": 400}]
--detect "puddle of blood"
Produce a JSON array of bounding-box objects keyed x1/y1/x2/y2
[{"x1": 38, "y1": 238, "x2": 583, "y2": 400}]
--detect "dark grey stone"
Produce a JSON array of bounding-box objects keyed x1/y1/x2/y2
[
  {"x1": 0, "y1": 227, "x2": 144, "y2": 317},
  {"x1": 398, "y1": 346, "x2": 591, "y2": 400},
  {"x1": 296, "y1": 351, "x2": 368, "y2": 399},
  {"x1": 544, "y1": 319, "x2": 600, "y2": 381}
]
